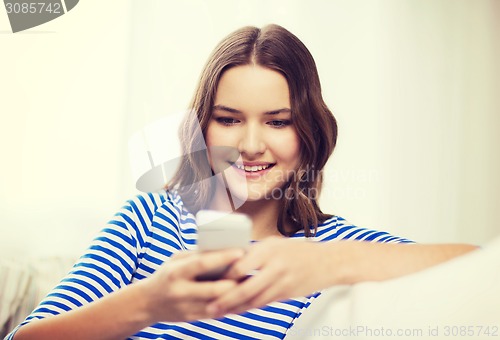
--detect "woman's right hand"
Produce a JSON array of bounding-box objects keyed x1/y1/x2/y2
[
  {"x1": 12, "y1": 248, "x2": 245, "y2": 340},
  {"x1": 139, "y1": 248, "x2": 245, "y2": 323}
]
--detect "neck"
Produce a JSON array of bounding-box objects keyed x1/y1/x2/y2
[
  {"x1": 235, "y1": 199, "x2": 285, "y2": 240},
  {"x1": 206, "y1": 188, "x2": 287, "y2": 240}
]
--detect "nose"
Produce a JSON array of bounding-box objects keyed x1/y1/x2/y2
[{"x1": 238, "y1": 123, "x2": 266, "y2": 157}]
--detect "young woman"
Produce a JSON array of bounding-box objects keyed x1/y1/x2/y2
[{"x1": 9, "y1": 24, "x2": 476, "y2": 340}]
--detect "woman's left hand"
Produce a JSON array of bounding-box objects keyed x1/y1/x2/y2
[{"x1": 206, "y1": 237, "x2": 334, "y2": 317}]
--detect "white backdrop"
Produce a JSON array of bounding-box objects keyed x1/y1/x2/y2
[{"x1": 1, "y1": 0, "x2": 499, "y2": 258}]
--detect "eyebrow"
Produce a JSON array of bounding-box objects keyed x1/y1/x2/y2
[{"x1": 212, "y1": 105, "x2": 291, "y2": 116}]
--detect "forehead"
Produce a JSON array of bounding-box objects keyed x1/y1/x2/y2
[{"x1": 214, "y1": 65, "x2": 291, "y2": 112}]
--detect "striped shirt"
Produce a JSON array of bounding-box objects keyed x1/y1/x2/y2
[{"x1": 6, "y1": 190, "x2": 412, "y2": 339}]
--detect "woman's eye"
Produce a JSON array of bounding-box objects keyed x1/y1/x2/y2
[
  {"x1": 215, "y1": 117, "x2": 239, "y2": 126},
  {"x1": 268, "y1": 120, "x2": 291, "y2": 128}
]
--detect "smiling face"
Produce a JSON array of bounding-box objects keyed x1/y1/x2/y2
[{"x1": 205, "y1": 65, "x2": 300, "y2": 205}]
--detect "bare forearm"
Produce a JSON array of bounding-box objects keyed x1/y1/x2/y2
[
  {"x1": 13, "y1": 280, "x2": 153, "y2": 340},
  {"x1": 326, "y1": 241, "x2": 479, "y2": 285}
]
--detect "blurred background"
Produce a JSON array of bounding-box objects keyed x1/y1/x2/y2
[{"x1": 1, "y1": 0, "x2": 499, "y2": 259}]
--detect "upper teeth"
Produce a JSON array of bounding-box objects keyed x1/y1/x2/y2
[{"x1": 235, "y1": 164, "x2": 272, "y2": 172}]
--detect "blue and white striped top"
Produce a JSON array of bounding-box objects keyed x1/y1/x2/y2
[{"x1": 7, "y1": 190, "x2": 412, "y2": 340}]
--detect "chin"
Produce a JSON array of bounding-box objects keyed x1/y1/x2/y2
[
  {"x1": 220, "y1": 173, "x2": 289, "y2": 206},
  {"x1": 241, "y1": 186, "x2": 285, "y2": 202}
]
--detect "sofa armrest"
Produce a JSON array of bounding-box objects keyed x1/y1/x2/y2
[{"x1": 0, "y1": 256, "x2": 75, "y2": 338}]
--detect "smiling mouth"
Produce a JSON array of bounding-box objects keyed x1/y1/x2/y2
[{"x1": 233, "y1": 163, "x2": 275, "y2": 172}]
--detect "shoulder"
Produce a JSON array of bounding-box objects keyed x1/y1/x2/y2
[
  {"x1": 119, "y1": 190, "x2": 188, "y2": 224},
  {"x1": 108, "y1": 190, "x2": 196, "y2": 270},
  {"x1": 111, "y1": 190, "x2": 194, "y2": 245},
  {"x1": 146, "y1": 190, "x2": 198, "y2": 250},
  {"x1": 292, "y1": 215, "x2": 414, "y2": 243}
]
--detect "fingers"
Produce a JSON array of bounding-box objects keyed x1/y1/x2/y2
[
  {"x1": 146, "y1": 249, "x2": 247, "y2": 323},
  {"x1": 171, "y1": 248, "x2": 245, "y2": 280},
  {"x1": 170, "y1": 250, "x2": 194, "y2": 260},
  {"x1": 204, "y1": 238, "x2": 307, "y2": 317},
  {"x1": 223, "y1": 254, "x2": 257, "y2": 281},
  {"x1": 222, "y1": 243, "x2": 266, "y2": 281},
  {"x1": 206, "y1": 266, "x2": 278, "y2": 317},
  {"x1": 178, "y1": 279, "x2": 239, "y2": 301}
]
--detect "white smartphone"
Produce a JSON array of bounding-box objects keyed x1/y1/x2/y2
[{"x1": 195, "y1": 210, "x2": 252, "y2": 280}]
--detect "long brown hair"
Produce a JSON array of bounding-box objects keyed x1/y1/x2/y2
[{"x1": 167, "y1": 24, "x2": 338, "y2": 237}]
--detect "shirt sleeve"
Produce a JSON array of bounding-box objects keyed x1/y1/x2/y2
[
  {"x1": 5, "y1": 192, "x2": 167, "y2": 339},
  {"x1": 312, "y1": 215, "x2": 415, "y2": 244}
]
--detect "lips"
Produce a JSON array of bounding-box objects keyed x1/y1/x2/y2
[
  {"x1": 234, "y1": 164, "x2": 274, "y2": 172},
  {"x1": 230, "y1": 162, "x2": 276, "y2": 176}
]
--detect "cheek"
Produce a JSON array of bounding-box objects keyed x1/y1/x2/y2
[
  {"x1": 205, "y1": 123, "x2": 237, "y2": 147},
  {"x1": 271, "y1": 132, "x2": 300, "y2": 162},
  {"x1": 205, "y1": 125, "x2": 226, "y2": 149},
  {"x1": 205, "y1": 123, "x2": 216, "y2": 147}
]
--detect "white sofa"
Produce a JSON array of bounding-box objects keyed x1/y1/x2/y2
[
  {"x1": 0, "y1": 257, "x2": 75, "y2": 338},
  {"x1": 286, "y1": 235, "x2": 500, "y2": 340}
]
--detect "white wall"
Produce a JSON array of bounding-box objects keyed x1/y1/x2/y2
[
  {"x1": 126, "y1": 0, "x2": 500, "y2": 244},
  {"x1": 0, "y1": 0, "x2": 133, "y2": 257},
  {"x1": 318, "y1": 0, "x2": 500, "y2": 244},
  {"x1": 1, "y1": 0, "x2": 498, "y2": 259}
]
